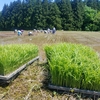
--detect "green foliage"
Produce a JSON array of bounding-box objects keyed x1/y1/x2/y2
[
  {"x1": 32, "y1": 4, "x2": 44, "y2": 29},
  {"x1": 47, "y1": 3, "x2": 62, "y2": 29},
  {"x1": 0, "y1": 44, "x2": 38, "y2": 75},
  {"x1": 72, "y1": 0, "x2": 84, "y2": 30},
  {"x1": 44, "y1": 43, "x2": 100, "y2": 91},
  {"x1": 0, "y1": 0, "x2": 100, "y2": 31},
  {"x1": 87, "y1": 0, "x2": 98, "y2": 10},
  {"x1": 93, "y1": 11, "x2": 100, "y2": 31},
  {"x1": 82, "y1": 5, "x2": 97, "y2": 31},
  {"x1": 58, "y1": 0, "x2": 74, "y2": 30}
]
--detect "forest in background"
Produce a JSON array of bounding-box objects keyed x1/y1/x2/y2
[{"x1": 0, "y1": 0, "x2": 100, "y2": 31}]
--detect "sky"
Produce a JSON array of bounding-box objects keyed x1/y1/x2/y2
[{"x1": 0, "y1": 0, "x2": 17, "y2": 11}]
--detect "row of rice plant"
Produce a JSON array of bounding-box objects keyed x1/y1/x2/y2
[
  {"x1": 44, "y1": 43, "x2": 100, "y2": 91},
  {"x1": 0, "y1": 44, "x2": 38, "y2": 75}
]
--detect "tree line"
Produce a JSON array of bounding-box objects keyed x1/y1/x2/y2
[{"x1": 0, "y1": 0, "x2": 100, "y2": 31}]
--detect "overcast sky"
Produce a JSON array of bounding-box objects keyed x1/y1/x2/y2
[{"x1": 0, "y1": 0, "x2": 18, "y2": 11}]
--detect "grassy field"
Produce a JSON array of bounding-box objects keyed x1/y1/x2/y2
[{"x1": 0, "y1": 31, "x2": 100, "y2": 100}]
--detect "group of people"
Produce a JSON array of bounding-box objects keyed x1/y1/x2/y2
[
  {"x1": 44, "y1": 27, "x2": 56, "y2": 34},
  {"x1": 14, "y1": 27, "x2": 56, "y2": 36}
]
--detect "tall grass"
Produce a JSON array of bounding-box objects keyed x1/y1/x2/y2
[
  {"x1": 44, "y1": 43, "x2": 100, "y2": 91},
  {"x1": 0, "y1": 44, "x2": 38, "y2": 75}
]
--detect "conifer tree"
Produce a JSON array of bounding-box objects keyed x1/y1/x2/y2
[
  {"x1": 42, "y1": 0, "x2": 49, "y2": 28},
  {"x1": 72, "y1": 0, "x2": 84, "y2": 30},
  {"x1": 58, "y1": 0, "x2": 74, "y2": 30},
  {"x1": 1, "y1": 4, "x2": 9, "y2": 30},
  {"x1": 87, "y1": 0, "x2": 98, "y2": 10},
  {"x1": 47, "y1": 2, "x2": 62, "y2": 29},
  {"x1": 32, "y1": 0, "x2": 43, "y2": 29}
]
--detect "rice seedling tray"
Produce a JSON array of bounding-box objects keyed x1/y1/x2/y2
[
  {"x1": 48, "y1": 84, "x2": 100, "y2": 96},
  {"x1": 0, "y1": 56, "x2": 39, "y2": 83}
]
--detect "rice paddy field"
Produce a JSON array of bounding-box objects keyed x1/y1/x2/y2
[{"x1": 0, "y1": 30, "x2": 100, "y2": 100}]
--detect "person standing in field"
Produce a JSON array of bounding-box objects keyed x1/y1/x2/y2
[
  {"x1": 21, "y1": 30, "x2": 24, "y2": 34},
  {"x1": 17, "y1": 30, "x2": 22, "y2": 36},
  {"x1": 52, "y1": 27, "x2": 56, "y2": 34},
  {"x1": 14, "y1": 29, "x2": 17, "y2": 33}
]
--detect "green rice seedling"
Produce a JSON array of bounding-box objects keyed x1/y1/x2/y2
[
  {"x1": 0, "y1": 62, "x2": 4, "y2": 75},
  {"x1": 0, "y1": 44, "x2": 38, "y2": 75},
  {"x1": 44, "y1": 43, "x2": 100, "y2": 91}
]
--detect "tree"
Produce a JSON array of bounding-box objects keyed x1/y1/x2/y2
[
  {"x1": 32, "y1": 4, "x2": 43, "y2": 29},
  {"x1": 58, "y1": 0, "x2": 74, "y2": 30},
  {"x1": 47, "y1": 3, "x2": 62, "y2": 29},
  {"x1": 9, "y1": 0, "x2": 23, "y2": 29},
  {"x1": 1, "y1": 4, "x2": 9, "y2": 30},
  {"x1": 24, "y1": 1, "x2": 34, "y2": 29},
  {"x1": 42, "y1": 0, "x2": 49, "y2": 28},
  {"x1": 48, "y1": 0, "x2": 54, "y2": 3},
  {"x1": 93, "y1": 12, "x2": 100, "y2": 31},
  {"x1": 96, "y1": 0, "x2": 100, "y2": 10},
  {"x1": 55, "y1": 0, "x2": 61, "y2": 3},
  {"x1": 87, "y1": 0, "x2": 98, "y2": 10},
  {"x1": 25, "y1": 0, "x2": 37, "y2": 4},
  {"x1": 1, "y1": 0, "x2": 100, "y2": 31},
  {"x1": 82, "y1": 5, "x2": 97, "y2": 31},
  {"x1": 36, "y1": 0, "x2": 42, "y2": 5},
  {"x1": 72, "y1": 0, "x2": 84, "y2": 30}
]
